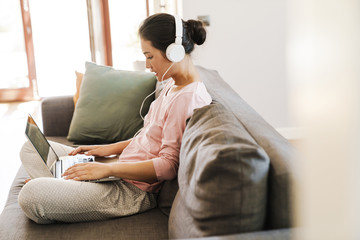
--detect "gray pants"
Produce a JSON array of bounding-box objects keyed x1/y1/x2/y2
[{"x1": 18, "y1": 141, "x2": 157, "y2": 224}]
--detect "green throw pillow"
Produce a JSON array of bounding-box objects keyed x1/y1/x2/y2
[{"x1": 67, "y1": 61, "x2": 157, "y2": 144}]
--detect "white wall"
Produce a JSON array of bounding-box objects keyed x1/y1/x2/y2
[{"x1": 182, "y1": 0, "x2": 290, "y2": 130}]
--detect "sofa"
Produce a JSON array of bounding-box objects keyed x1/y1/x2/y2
[{"x1": 0, "y1": 66, "x2": 296, "y2": 239}]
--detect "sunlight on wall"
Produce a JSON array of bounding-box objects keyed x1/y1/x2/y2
[{"x1": 288, "y1": 0, "x2": 360, "y2": 239}]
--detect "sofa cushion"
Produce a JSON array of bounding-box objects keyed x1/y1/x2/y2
[
  {"x1": 0, "y1": 166, "x2": 169, "y2": 240},
  {"x1": 157, "y1": 178, "x2": 179, "y2": 216},
  {"x1": 169, "y1": 102, "x2": 270, "y2": 238},
  {"x1": 67, "y1": 61, "x2": 157, "y2": 144}
]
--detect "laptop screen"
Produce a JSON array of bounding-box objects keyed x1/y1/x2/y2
[{"x1": 25, "y1": 115, "x2": 54, "y2": 166}]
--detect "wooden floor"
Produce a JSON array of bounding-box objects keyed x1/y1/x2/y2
[{"x1": 0, "y1": 100, "x2": 42, "y2": 213}]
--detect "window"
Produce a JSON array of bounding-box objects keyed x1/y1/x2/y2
[
  {"x1": 1, "y1": 0, "x2": 182, "y2": 101},
  {"x1": 0, "y1": 0, "x2": 36, "y2": 102},
  {"x1": 148, "y1": 0, "x2": 181, "y2": 15},
  {"x1": 0, "y1": 0, "x2": 28, "y2": 89},
  {"x1": 108, "y1": 0, "x2": 147, "y2": 71},
  {"x1": 30, "y1": 0, "x2": 91, "y2": 97},
  {"x1": 108, "y1": 0, "x2": 181, "y2": 71}
]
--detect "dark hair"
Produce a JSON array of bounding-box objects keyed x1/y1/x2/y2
[{"x1": 139, "y1": 13, "x2": 206, "y2": 55}]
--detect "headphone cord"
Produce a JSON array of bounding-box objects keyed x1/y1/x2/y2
[{"x1": 133, "y1": 62, "x2": 175, "y2": 138}]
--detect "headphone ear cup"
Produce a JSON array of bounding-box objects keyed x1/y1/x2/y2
[{"x1": 166, "y1": 43, "x2": 185, "y2": 62}]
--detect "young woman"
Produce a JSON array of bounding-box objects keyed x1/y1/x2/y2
[{"x1": 18, "y1": 13, "x2": 211, "y2": 224}]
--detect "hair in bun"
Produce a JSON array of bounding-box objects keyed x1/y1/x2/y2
[
  {"x1": 185, "y1": 19, "x2": 206, "y2": 45},
  {"x1": 139, "y1": 13, "x2": 207, "y2": 55}
]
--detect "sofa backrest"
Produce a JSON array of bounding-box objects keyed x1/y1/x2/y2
[
  {"x1": 40, "y1": 66, "x2": 296, "y2": 233},
  {"x1": 194, "y1": 66, "x2": 296, "y2": 230}
]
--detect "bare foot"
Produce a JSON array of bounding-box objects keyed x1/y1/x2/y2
[{"x1": 24, "y1": 178, "x2": 31, "y2": 184}]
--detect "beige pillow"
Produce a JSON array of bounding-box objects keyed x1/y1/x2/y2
[{"x1": 73, "y1": 71, "x2": 83, "y2": 107}]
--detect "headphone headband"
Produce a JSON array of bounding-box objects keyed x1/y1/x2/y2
[{"x1": 174, "y1": 15, "x2": 183, "y2": 45}]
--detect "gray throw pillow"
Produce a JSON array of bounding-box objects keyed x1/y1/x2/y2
[
  {"x1": 169, "y1": 102, "x2": 270, "y2": 238},
  {"x1": 67, "y1": 62, "x2": 157, "y2": 144}
]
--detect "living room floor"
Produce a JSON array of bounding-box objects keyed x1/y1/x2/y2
[{"x1": 0, "y1": 101, "x2": 42, "y2": 213}]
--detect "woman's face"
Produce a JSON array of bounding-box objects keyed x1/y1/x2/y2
[{"x1": 141, "y1": 38, "x2": 172, "y2": 81}]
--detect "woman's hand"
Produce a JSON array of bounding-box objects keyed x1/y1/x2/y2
[
  {"x1": 69, "y1": 140, "x2": 132, "y2": 157},
  {"x1": 62, "y1": 162, "x2": 111, "y2": 181},
  {"x1": 69, "y1": 146, "x2": 97, "y2": 156},
  {"x1": 69, "y1": 145, "x2": 111, "y2": 157}
]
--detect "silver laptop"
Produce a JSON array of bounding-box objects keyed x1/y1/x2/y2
[{"x1": 25, "y1": 114, "x2": 120, "y2": 182}]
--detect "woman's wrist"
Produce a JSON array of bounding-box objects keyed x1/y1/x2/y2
[
  {"x1": 108, "y1": 162, "x2": 120, "y2": 177},
  {"x1": 105, "y1": 163, "x2": 115, "y2": 177},
  {"x1": 106, "y1": 161, "x2": 157, "y2": 183},
  {"x1": 111, "y1": 139, "x2": 132, "y2": 155}
]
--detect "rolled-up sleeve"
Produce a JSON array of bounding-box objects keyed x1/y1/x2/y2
[{"x1": 152, "y1": 154, "x2": 178, "y2": 181}]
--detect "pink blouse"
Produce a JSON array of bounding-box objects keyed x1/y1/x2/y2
[{"x1": 119, "y1": 79, "x2": 212, "y2": 192}]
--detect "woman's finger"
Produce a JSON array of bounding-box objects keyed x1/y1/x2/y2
[
  {"x1": 63, "y1": 163, "x2": 86, "y2": 175},
  {"x1": 85, "y1": 150, "x2": 94, "y2": 155},
  {"x1": 63, "y1": 169, "x2": 87, "y2": 180},
  {"x1": 69, "y1": 148, "x2": 79, "y2": 156},
  {"x1": 69, "y1": 146, "x2": 87, "y2": 156}
]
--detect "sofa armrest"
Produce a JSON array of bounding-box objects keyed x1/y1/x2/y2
[{"x1": 41, "y1": 96, "x2": 74, "y2": 137}]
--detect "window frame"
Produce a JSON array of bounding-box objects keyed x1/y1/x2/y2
[
  {"x1": 87, "y1": 0, "x2": 113, "y2": 66},
  {"x1": 0, "y1": 0, "x2": 38, "y2": 102},
  {"x1": 88, "y1": 0, "x2": 150, "y2": 67}
]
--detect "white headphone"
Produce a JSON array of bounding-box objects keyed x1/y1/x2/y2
[{"x1": 166, "y1": 16, "x2": 185, "y2": 63}]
